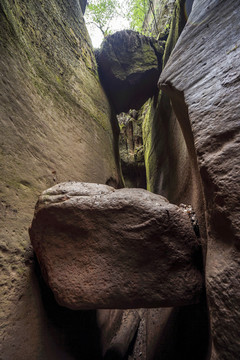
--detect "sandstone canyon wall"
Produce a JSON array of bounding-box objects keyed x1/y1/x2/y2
[
  {"x1": 0, "y1": 0, "x2": 122, "y2": 358},
  {"x1": 1, "y1": 0, "x2": 240, "y2": 359},
  {"x1": 143, "y1": 0, "x2": 240, "y2": 359},
  {"x1": 139, "y1": 1, "x2": 209, "y2": 359},
  {"x1": 158, "y1": 0, "x2": 240, "y2": 358}
]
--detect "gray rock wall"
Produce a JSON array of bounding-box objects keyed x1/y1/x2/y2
[
  {"x1": 143, "y1": 0, "x2": 176, "y2": 37},
  {"x1": 0, "y1": 0, "x2": 122, "y2": 358}
]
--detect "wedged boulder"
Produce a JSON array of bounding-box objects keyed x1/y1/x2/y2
[
  {"x1": 29, "y1": 182, "x2": 203, "y2": 310},
  {"x1": 96, "y1": 30, "x2": 164, "y2": 113}
]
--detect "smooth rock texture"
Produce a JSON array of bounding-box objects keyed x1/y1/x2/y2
[
  {"x1": 97, "y1": 309, "x2": 140, "y2": 358},
  {"x1": 158, "y1": 0, "x2": 240, "y2": 358},
  {"x1": 29, "y1": 182, "x2": 203, "y2": 310},
  {"x1": 96, "y1": 30, "x2": 164, "y2": 113},
  {"x1": 79, "y1": 0, "x2": 87, "y2": 14},
  {"x1": 0, "y1": 0, "x2": 121, "y2": 358}
]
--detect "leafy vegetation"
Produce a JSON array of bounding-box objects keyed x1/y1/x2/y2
[
  {"x1": 126, "y1": 0, "x2": 148, "y2": 33},
  {"x1": 85, "y1": 0, "x2": 149, "y2": 39},
  {"x1": 85, "y1": 0, "x2": 118, "y2": 37}
]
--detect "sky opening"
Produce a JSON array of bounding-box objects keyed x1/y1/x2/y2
[{"x1": 84, "y1": 0, "x2": 131, "y2": 48}]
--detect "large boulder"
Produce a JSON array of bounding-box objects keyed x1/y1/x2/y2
[
  {"x1": 158, "y1": 0, "x2": 240, "y2": 358},
  {"x1": 29, "y1": 182, "x2": 203, "y2": 310},
  {"x1": 96, "y1": 30, "x2": 164, "y2": 113}
]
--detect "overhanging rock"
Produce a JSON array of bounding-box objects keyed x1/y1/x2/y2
[
  {"x1": 96, "y1": 30, "x2": 164, "y2": 114},
  {"x1": 29, "y1": 182, "x2": 203, "y2": 310}
]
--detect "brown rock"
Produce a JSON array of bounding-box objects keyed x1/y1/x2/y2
[
  {"x1": 97, "y1": 309, "x2": 140, "y2": 358},
  {"x1": 158, "y1": 0, "x2": 240, "y2": 358},
  {"x1": 0, "y1": 0, "x2": 121, "y2": 358},
  {"x1": 29, "y1": 182, "x2": 203, "y2": 310}
]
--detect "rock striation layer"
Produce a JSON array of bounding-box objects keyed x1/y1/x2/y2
[
  {"x1": 96, "y1": 30, "x2": 164, "y2": 113},
  {"x1": 29, "y1": 182, "x2": 203, "y2": 310},
  {"x1": 158, "y1": 0, "x2": 240, "y2": 358},
  {"x1": 0, "y1": 0, "x2": 121, "y2": 358}
]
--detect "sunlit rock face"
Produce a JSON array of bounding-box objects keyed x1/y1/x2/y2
[
  {"x1": 159, "y1": 0, "x2": 240, "y2": 358},
  {"x1": 29, "y1": 182, "x2": 203, "y2": 309},
  {"x1": 0, "y1": 0, "x2": 121, "y2": 358},
  {"x1": 96, "y1": 30, "x2": 164, "y2": 113}
]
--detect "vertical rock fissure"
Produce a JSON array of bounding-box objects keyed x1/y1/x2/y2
[
  {"x1": 158, "y1": 81, "x2": 207, "y2": 260},
  {"x1": 118, "y1": 109, "x2": 147, "y2": 189}
]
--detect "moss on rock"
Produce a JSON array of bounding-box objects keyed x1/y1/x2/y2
[
  {"x1": 142, "y1": 0, "x2": 187, "y2": 194},
  {"x1": 0, "y1": 0, "x2": 123, "y2": 358}
]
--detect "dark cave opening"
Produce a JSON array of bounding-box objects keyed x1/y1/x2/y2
[{"x1": 34, "y1": 255, "x2": 102, "y2": 360}]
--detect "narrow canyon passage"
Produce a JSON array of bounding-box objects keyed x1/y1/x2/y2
[{"x1": 1, "y1": 0, "x2": 239, "y2": 359}]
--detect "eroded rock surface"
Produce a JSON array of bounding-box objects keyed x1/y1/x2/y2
[
  {"x1": 29, "y1": 182, "x2": 203, "y2": 310},
  {"x1": 158, "y1": 0, "x2": 240, "y2": 358},
  {"x1": 96, "y1": 30, "x2": 164, "y2": 113},
  {"x1": 0, "y1": 0, "x2": 121, "y2": 358}
]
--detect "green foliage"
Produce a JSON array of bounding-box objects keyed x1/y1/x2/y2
[
  {"x1": 126, "y1": 0, "x2": 148, "y2": 33},
  {"x1": 85, "y1": 0, "x2": 149, "y2": 38},
  {"x1": 85, "y1": 0, "x2": 118, "y2": 37}
]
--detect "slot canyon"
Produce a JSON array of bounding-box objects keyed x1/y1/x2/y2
[{"x1": 0, "y1": 0, "x2": 239, "y2": 359}]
